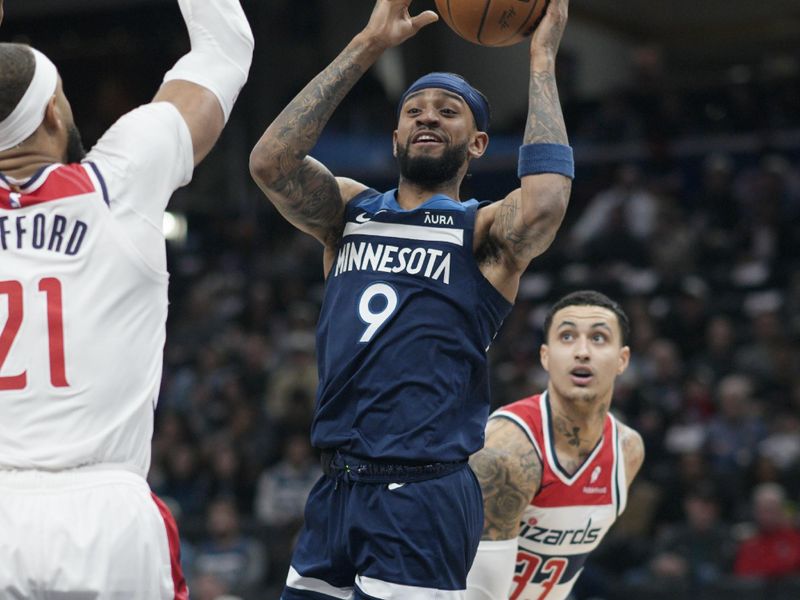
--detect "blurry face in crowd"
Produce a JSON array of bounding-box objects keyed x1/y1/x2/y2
[
  {"x1": 393, "y1": 88, "x2": 486, "y2": 187},
  {"x1": 541, "y1": 305, "x2": 630, "y2": 405}
]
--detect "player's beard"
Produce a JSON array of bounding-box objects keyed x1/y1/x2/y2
[
  {"x1": 65, "y1": 124, "x2": 87, "y2": 164},
  {"x1": 396, "y1": 140, "x2": 468, "y2": 187}
]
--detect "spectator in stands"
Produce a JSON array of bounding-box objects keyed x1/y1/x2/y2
[
  {"x1": 704, "y1": 374, "x2": 767, "y2": 487},
  {"x1": 190, "y1": 497, "x2": 268, "y2": 593},
  {"x1": 649, "y1": 483, "x2": 736, "y2": 587},
  {"x1": 254, "y1": 433, "x2": 320, "y2": 530},
  {"x1": 733, "y1": 483, "x2": 800, "y2": 578}
]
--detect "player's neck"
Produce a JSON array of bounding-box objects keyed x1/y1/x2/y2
[
  {"x1": 0, "y1": 149, "x2": 61, "y2": 182},
  {"x1": 396, "y1": 179, "x2": 461, "y2": 209},
  {"x1": 547, "y1": 387, "x2": 610, "y2": 456}
]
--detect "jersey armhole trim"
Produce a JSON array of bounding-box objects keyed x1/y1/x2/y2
[{"x1": 84, "y1": 162, "x2": 110, "y2": 206}]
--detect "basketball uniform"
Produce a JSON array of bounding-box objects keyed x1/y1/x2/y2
[
  {"x1": 491, "y1": 392, "x2": 628, "y2": 600},
  {"x1": 0, "y1": 103, "x2": 193, "y2": 598},
  {"x1": 284, "y1": 190, "x2": 512, "y2": 599}
]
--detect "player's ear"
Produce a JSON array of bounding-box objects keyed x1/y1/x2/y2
[
  {"x1": 540, "y1": 343, "x2": 550, "y2": 372},
  {"x1": 468, "y1": 131, "x2": 489, "y2": 159},
  {"x1": 42, "y1": 95, "x2": 60, "y2": 131},
  {"x1": 392, "y1": 130, "x2": 399, "y2": 158},
  {"x1": 617, "y1": 345, "x2": 630, "y2": 375}
]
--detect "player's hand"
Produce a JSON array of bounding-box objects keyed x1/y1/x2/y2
[
  {"x1": 0, "y1": 0, "x2": 5, "y2": 26},
  {"x1": 361, "y1": 0, "x2": 438, "y2": 50},
  {"x1": 530, "y1": 0, "x2": 568, "y2": 63}
]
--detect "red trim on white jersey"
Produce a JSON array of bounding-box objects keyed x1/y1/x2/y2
[
  {"x1": 151, "y1": 493, "x2": 189, "y2": 600},
  {"x1": 0, "y1": 164, "x2": 97, "y2": 210}
]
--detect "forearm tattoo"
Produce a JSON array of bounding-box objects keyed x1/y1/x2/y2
[
  {"x1": 524, "y1": 71, "x2": 568, "y2": 145},
  {"x1": 266, "y1": 45, "x2": 368, "y2": 244}
]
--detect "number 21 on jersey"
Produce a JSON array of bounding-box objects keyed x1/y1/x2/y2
[{"x1": 0, "y1": 278, "x2": 69, "y2": 391}]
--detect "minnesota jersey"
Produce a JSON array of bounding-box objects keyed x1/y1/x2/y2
[
  {"x1": 0, "y1": 103, "x2": 193, "y2": 476},
  {"x1": 492, "y1": 393, "x2": 628, "y2": 600},
  {"x1": 312, "y1": 190, "x2": 512, "y2": 463}
]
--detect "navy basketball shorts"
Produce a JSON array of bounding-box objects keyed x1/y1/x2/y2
[{"x1": 282, "y1": 461, "x2": 483, "y2": 599}]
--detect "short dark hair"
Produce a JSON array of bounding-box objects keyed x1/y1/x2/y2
[
  {"x1": 0, "y1": 44, "x2": 36, "y2": 123},
  {"x1": 543, "y1": 290, "x2": 630, "y2": 346}
]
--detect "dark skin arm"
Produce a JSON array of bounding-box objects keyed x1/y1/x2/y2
[
  {"x1": 469, "y1": 417, "x2": 542, "y2": 541},
  {"x1": 474, "y1": 0, "x2": 572, "y2": 302},
  {"x1": 249, "y1": 0, "x2": 437, "y2": 272}
]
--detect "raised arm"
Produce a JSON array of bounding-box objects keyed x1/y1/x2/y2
[
  {"x1": 248, "y1": 0, "x2": 437, "y2": 249},
  {"x1": 153, "y1": 0, "x2": 254, "y2": 166},
  {"x1": 467, "y1": 417, "x2": 541, "y2": 599},
  {"x1": 476, "y1": 0, "x2": 572, "y2": 302}
]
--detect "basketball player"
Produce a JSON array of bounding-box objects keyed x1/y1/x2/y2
[
  {"x1": 465, "y1": 290, "x2": 645, "y2": 599},
  {"x1": 0, "y1": 1, "x2": 252, "y2": 597},
  {"x1": 249, "y1": 0, "x2": 573, "y2": 597}
]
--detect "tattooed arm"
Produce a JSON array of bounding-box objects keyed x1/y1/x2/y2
[
  {"x1": 249, "y1": 0, "x2": 437, "y2": 256},
  {"x1": 469, "y1": 417, "x2": 542, "y2": 541},
  {"x1": 475, "y1": 0, "x2": 572, "y2": 302}
]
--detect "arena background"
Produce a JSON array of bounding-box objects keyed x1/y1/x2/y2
[{"x1": 3, "y1": 1, "x2": 800, "y2": 598}]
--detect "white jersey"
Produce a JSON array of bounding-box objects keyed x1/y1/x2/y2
[
  {"x1": 0, "y1": 103, "x2": 193, "y2": 476},
  {"x1": 492, "y1": 392, "x2": 628, "y2": 600}
]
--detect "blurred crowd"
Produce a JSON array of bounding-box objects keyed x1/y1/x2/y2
[
  {"x1": 141, "y1": 59, "x2": 800, "y2": 598},
  {"x1": 17, "y1": 5, "x2": 795, "y2": 596}
]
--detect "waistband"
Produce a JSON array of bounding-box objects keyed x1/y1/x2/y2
[
  {"x1": 0, "y1": 463, "x2": 147, "y2": 489},
  {"x1": 320, "y1": 449, "x2": 467, "y2": 484}
]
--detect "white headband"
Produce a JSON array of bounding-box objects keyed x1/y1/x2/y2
[{"x1": 0, "y1": 48, "x2": 59, "y2": 152}]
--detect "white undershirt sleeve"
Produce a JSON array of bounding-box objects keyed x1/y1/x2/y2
[{"x1": 466, "y1": 538, "x2": 518, "y2": 600}]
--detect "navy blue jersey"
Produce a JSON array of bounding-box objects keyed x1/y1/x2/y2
[{"x1": 311, "y1": 189, "x2": 512, "y2": 462}]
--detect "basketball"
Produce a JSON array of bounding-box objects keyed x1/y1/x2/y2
[{"x1": 434, "y1": 0, "x2": 550, "y2": 47}]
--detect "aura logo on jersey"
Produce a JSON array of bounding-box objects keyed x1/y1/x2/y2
[
  {"x1": 0, "y1": 213, "x2": 88, "y2": 256},
  {"x1": 423, "y1": 211, "x2": 454, "y2": 226},
  {"x1": 333, "y1": 241, "x2": 452, "y2": 284},
  {"x1": 519, "y1": 517, "x2": 602, "y2": 546}
]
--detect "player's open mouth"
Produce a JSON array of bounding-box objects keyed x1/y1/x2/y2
[
  {"x1": 570, "y1": 367, "x2": 593, "y2": 386},
  {"x1": 412, "y1": 131, "x2": 444, "y2": 145}
]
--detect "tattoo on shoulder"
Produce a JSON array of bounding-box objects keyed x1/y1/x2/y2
[{"x1": 620, "y1": 426, "x2": 645, "y2": 480}]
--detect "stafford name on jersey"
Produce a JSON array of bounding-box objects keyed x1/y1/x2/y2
[
  {"x1": 333, "y1": 241, "x2": 452, "y2": 284},
  {"x1": 0, "y1": 212, "x2": 88, "y2": 256}
]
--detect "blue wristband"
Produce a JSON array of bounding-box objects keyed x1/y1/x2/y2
[{"x1": 518, "y1": 143, "x2": 575, "y2": 179}]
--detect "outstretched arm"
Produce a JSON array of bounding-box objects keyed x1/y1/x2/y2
[
  {"x1": 249, "y1": 0, "x2": 437, "y2": 249},
  {"x1": 0, "y1": 1, "x2": 4, "y2": 27},
  {"x1": 153, "y1": 0, "x2": 254, "y2": 166},
  {"x1": 476, "y1": 0, "x2": 572, "y2": 302},
  {"x1": 467, "y1": 417, "x2": 541, "y2": 599}
]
